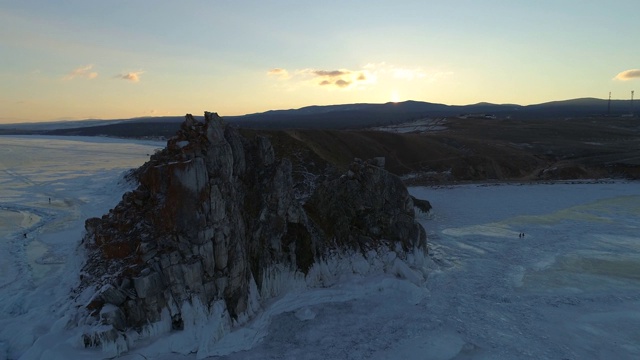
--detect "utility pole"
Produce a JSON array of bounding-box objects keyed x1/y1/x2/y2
[
  {"x1": 632, "y1": 90, "x2": 635, "y2": 117},
  {"x1": 607, "y1": 91, "x2": 611, "y2": 116}
]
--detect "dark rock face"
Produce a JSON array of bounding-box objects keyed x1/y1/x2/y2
[
  {"x1": 410, "y1": 195, "x2": 432, "y2": 214},
  {"x1": 78, "y1": 112, "x2": 426, "y2": 348},
  {"x1": 306, "y1": 158, "x2": 426, "y2": 252}
]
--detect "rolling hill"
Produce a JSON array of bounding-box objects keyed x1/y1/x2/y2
[{"x1": 0, "y1": 98, "x2": 635, "y2": 135}]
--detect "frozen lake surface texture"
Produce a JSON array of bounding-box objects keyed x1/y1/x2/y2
[{"x1": 1, "y1": 135, "x2": 639, "y2": 359}]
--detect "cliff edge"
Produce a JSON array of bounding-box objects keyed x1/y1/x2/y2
[{"x1": 76, "y1": 112, "x2": 427, "y2": 356}]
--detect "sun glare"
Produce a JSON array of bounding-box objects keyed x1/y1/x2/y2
[{"x1": 390, "y1": 90, "x2": 400, "y2": 103}]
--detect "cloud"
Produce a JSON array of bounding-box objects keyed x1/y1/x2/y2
[
  {"x1": 267, "y1": 68, "x2": 290, "y2": 79},
  {"x1": 268, "y1": 63, "x2": 451, "y2": 90},
  {"x1": 335, "y1": 79, "x2": 351, "y2": 88},
  {"x1": 301, "y1": 69, "x2": 365, "y2": 89},
  {"x1": 319, "y1": 78, "x2": 351, "y2": 87},
  {"x1": 64, "y1": 65, "x2": 98, "y2": 80},
  {"x1": 312, "y1": 70, "x2": 350, "y2": 77},
  {"x1": 278, "y1": 68, "x2": 370, "y2": 89},
  {"x1": 116, "y1": 71, "x2": 144, "y2": 82},
  {"x1": 614, "y1": 69, "x2": 640, "y2": 81}
]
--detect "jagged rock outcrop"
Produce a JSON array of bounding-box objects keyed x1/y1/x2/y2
[
  {"x1": 411, "y1": 195, "x2": 433, "y2": 215},
  {"x1": 77, "y1": 112, "x2": 427, "y2": 352},
  {"x1": 305, "y1": 157, "x2": 426, "y2": 252}
]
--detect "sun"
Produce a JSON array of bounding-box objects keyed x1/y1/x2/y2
[{"x1": 390, "y1": 90, "x2": 401, "y2": 103}]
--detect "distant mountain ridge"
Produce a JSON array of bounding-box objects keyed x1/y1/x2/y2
[
  {"x1": 0, "y1": 98, "x2": 635, "y2": 134},
  {"x1": 227, "y1": 97, "x2": 634, "y2": 129}
]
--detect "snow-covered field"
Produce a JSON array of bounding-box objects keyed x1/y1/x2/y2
[
  {"x1": 371, "y1": 118, "x2": 447, "y2": 133},
  {"x1": 1, "y1": 136, "x2": 639, "y2": 359}
]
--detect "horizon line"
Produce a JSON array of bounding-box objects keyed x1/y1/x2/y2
[{"x1": 1, "y1": 95, "x2": 635, "y2": 125}]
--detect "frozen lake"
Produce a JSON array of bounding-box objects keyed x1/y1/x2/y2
[
  {"x1": 0, "y1": 136, "x2": 163, "y2": 359},
  {"x1": 409, "y1": 183, "x2": 640, "y2": 359},
  {"x1": 0, "y1": 136, "x2": 639, "y2": 359}
]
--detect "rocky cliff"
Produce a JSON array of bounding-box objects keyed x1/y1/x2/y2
[{"x1": 76, "y1": 112, "x2": 426, "y2": 355}]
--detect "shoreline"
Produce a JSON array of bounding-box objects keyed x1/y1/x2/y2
[{"x1": 404, "y1": 177, "x2": 637, "y2": 189}]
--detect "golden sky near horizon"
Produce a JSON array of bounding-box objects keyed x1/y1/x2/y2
[{"x1": 1, "y1": 0, "x2": 638, "y2": 123}]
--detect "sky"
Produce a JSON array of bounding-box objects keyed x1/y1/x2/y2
[{"x1": 0, "y1": 0, "x2": 638, "y2": 123}]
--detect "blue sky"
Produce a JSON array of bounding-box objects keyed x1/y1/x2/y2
[{"x1": 1, "y1": 0, "x2": 638, "y2": 122}]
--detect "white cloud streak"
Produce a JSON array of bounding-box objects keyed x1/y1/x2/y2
[
  {"x1": 614, "y1": 69, "x2": 640, "y2": 81},
  {"x1": 64, "y1": 65, "x2": 98, "y2": 80},
  {"x1": 116, "y1": 71, "x2": 144, "y2": 82}
]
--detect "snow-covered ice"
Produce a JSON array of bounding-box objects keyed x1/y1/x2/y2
[
  {"x1": 1, "y1": 135, "x2": 639, "y2": 359},
  {"x1": 0, "y1": 136, "x2": 163, "y2": 360},
  {"x1": 371, "y1": 118, "x2": 447, "y2": 133}
]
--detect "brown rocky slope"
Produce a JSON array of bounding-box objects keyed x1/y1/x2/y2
[{"x1": 238, "y1": 116, "x2": 640, "y2": 184}]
